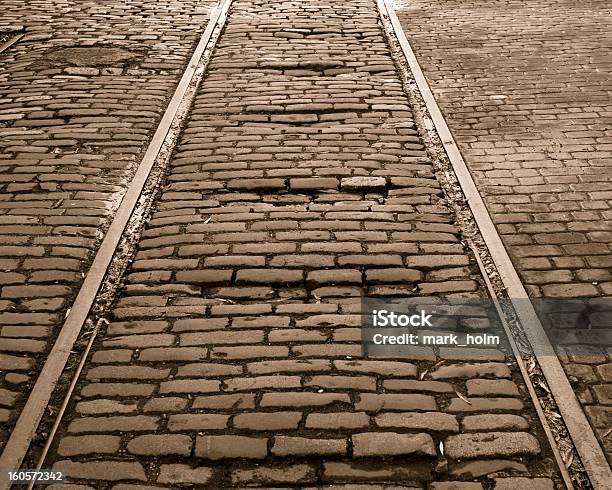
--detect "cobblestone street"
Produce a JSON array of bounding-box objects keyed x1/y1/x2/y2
[
  {"x1": 39, "y1": 0, "x2": 562, "y2": 486},
  {"x1": 0, "y1": 0, "x2": 216, "y2": 450},
  {"x1": 396, "y1": 0, "x2": 612, "y2": 466},
  {"x1": 0, "y1": 0, "x2": 610, "y2": 488}
]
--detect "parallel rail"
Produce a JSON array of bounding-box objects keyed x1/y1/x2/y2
[
  {"x1": 0, "y1": 33, "x2": 24, "y2": 55},
  {"x1": 0, "y1": 2, "x2": 608, "y2": 489}
]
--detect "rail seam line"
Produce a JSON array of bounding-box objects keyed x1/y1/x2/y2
[
  {"x1": 379, "y1": 0, "x2": 612, "y2": 488},
  {"x1": 0, "y1": 0, "x2": 233, "y2": 484}
]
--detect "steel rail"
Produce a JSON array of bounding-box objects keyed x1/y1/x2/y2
[
  {"x1": 0, "y1": 33, "x2": 24, "y2": 55},
  {"x1": 0, "y1": 0, "x2": 233, "y2": 486},
  {"x1": 378, "y1": 0, "x2": 612, "y2": 487}
]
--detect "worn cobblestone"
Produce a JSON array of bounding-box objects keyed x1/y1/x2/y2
[
  {"x1": 40, "y1": 0, "x2": 561, "y2": 487},
  {"x1": 0, "y1": 0, "x2": 217, "y2": 448},
  {"x1": 398, "y1": 0, "x2": 612, "y2": 463}
]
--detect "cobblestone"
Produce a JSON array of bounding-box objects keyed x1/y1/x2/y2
[
  {"x1": 39, "y1": 0, "x2": 561, "y2": 487},
  {"x1": 444, "y1": 432, "x2": 541, "y2": 459},
  {"x1": 462, "y1": 414, "x2": 529, "y2": 431},
  {"x1": 126, "y1": 434, "x2": 192, "y2": 456},
  {"x1": 398, "y1": 0, "x2": 612, "y2": 462},
  {"x1": 0, "y1": 0, "x2": 217, "y2": 448},
  {"x1": 493, "y1": 478, "x2": 554, "y2": 490},
  {"x1": 52, "y1": 461, "x2": 147, "y2": 482},
  {"x1": 272, "y1": 436, "x2": 346, "y2": 456},
  {"x1": 375, "y1": 412, "x2": 459, "y2": 432},
  {"x1": 57, "y1": 435, "x2": 121, "y2": 457},
  {"x1": 352, "y1": 432, "x2": 436, "y2": 457},
  {"x1": 196, "y1": 435, "x2": 267, "y2": 459},
  {"x1": 156, "y1": 465, "x2": 213, "y2": 485}
]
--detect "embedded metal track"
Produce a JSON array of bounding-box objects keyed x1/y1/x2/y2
[
  {"x1": 0, "y1": 0, "x2": 233, "y2": 486},
  {"x1": 0, "y1": 33, "x2": 24, "y2": 55},
  {"x1": 377, "y1": 0, "x2": 611, "y2": 488}
]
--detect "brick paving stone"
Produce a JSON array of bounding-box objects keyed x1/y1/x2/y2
[
  {"x1": 167, "y1": 413, "x2": 229, "y2": 431},
  {"x1": 462, "y1": 414, "x2": 529, "y2": 431},
  {"x1": 67, "y1": 415, "x2": 159, "y2": 433},
  {"x1": 75, "y1": 399, "x2": 138, "y2": 415},
  {"x1": 334, "y1": 360, "x2": 417, "y2": 377},
  {"x1": 231, "y1": 464, "x2": 317, "y2": 485},
  {"x1": 126, "y1": 434, "x2": 192, "y2": 456},
  {"x1": 272, "y1": 436, "x2": 347, "y2": 456},
  {"x1": 449, "y1": 460, "x2": 529, "y2": 479},
  {"x1": 156, "y1": 465, "x2": 213, "y2": 485},
  {"x1": 465, "y1": 379, "x2": 519, "y2": 396},
  {"x1": 375, "y1": 412, "x2": 459, "y2": 432},
  {"x1": 233, "y1": 412, "x2": 302, "y2": 430},
  {"x1": 196, "y1": 435, "x2": 268, "y2": 459},
  {"x1": 322, "y1": 461, "x2": 431, "y2": 483},
  {"x1": 305, "y1": 412, "x2": 370, "y2": 429},
  {"x1": 192, "y1": 394, "x2": 255, "y2": 410},
  {"x1": 447, "y1": 397, "x2": 524, "y2": 412},
  {"x1": 41, "y1": 0, "x2": 561, "y2": 487},
  {"x1": 0, "y1": 0, "x2": 218, "y2": 449},
  {"x1": 142, "y1": 397, "x2": 188, "y2": 413},
  {"x1": 397, "y1": 0, "x2": 612, "y2": 462},
  {"x1": 356, "y1": 393, "x2": 437, "y2": 411},
  {"x1": 52, "y1": 461, "x2": 147, "y2": 482},
  {"x1": 444, "y1": 432, "x2": 541, "y2": 459},
  {"x1": 430, "y1": 484, "x2": 482, "y2": 490},
  {"x1": 493, "y1": 478, "x2": 554, "y2": 490},
  {"x1": 57, "y1": 435, "x2": 121, "y2": 457},
  {"x1": 383, "y1": 380, "x2": 453, "y2": 393},
  {"x1": 352, "y1": 432, "x2": 436, "y2": 457},
  {"x1": 430, "y1": 363, "x2": 511, "y2": 379},
  {"x1": 48, "y1": 486, "x2": 96, "y2": 490}
]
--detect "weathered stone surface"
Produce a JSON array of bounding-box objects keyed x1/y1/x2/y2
[
  {"x1": 0, "y1": 0, "x2": 221, "y2": 447},
  {"x1": 196, "y1": 435, "x2": 267, "y2": 459},
  {"x1": 52, "y1": 461, "x2": 146, "y2": 481},
  {"x1": 376, "y1": 412, "x2": 459, "y2": 432},
  {"x1": 157, "y1": 464, "x2": 213, "y2": 485},
  {"x1": 340, "y1": 176, "x2": 386, "y2": 190},
  {"x1": 493, "y1": 478, "x2": 554, "y2": 490},
  {"x1": 398, "y1": 0, "x2": 612, "y2": 463},
  {"x1": 444, "y1": 432, "x2": 540, "y2": 459},
  {"x1": 46, "y1": 47, "x2": 138, "y2": 67},
  {"x1": 450, "y1": 459, "x2": 529, "y2": 478},
  {"x1": 37, "y1": 0, "x2": 564, "y2": 486},
  {"x1": 352, "y1": 432, "x2": 436, "y2": 457},
  {"x1": 462, "y1": 414, "x2": 529, "y2": 431}
]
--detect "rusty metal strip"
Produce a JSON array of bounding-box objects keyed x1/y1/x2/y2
[
  {"x1": 470, "y1": 245, "x2": 575, "y2": 489},
  {"x1": 0, "y1": 0, "x2": 233, "y2": 485},
  {"x1": 0, "y1": 33, "x2": 24, "y2": 55},
  {"x1": 378, "y1": 0, "x2": 611, "y2": 488}
]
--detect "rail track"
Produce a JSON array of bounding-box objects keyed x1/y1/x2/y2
[
  {"x1": 0, "y1": 0, "x2": 609, "y2": 488},
  {"x1": 0, "y1": 32, "x2": 23, "y2": 55}
]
